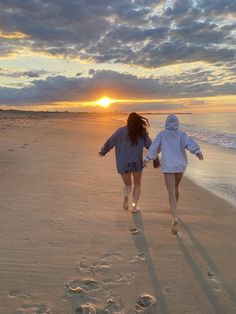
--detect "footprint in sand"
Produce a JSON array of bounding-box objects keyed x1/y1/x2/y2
[
  {"x1": 78, "y1": 258, "x2": 96, "y2": 275},
  {"x1": 91, "y1": 259, "x2": 113, "y2": 274},
  {"x1": 129, "y1": 227, "x2": 140, "y2": 235},
  {"x1": 87, "y1": 254, "x2": 123, "y2": 274},
  {"x1": 207, "y1": 271, "x2": 222, "y2": 292},
  {"x1": 65, "y1": 278, "x2": 100, "y2": 294},
  {"x1": 8, "y1": 289, "x2": 31, "y2": 299},
  {"x1": 9, "y1": 289, "x2": 21, "y2": 297},
  {"x1": 8, "y1": 149, "x2": 15, "y2": 152},
  {"x1": 162, "y1": 286, "x2": 171, "y2": 294},
  {"x1": 135, "y1": 294, "x2": 156, "y2": 310},
  {"x1": 136, "y1": 253, "x2": 146, "y2": 261},
  {"x1": 14, "y1": 303, "x2": 52, "y2": 314},
  {"x1": 104, "y1": 296, "x2": 124, "y2": 312},
  {"x1": 103, "y1": 272, "x2": 135, "y2": 286},
  {"x1": 75, "y1": 303, "x2": 106, "y2": 314}
]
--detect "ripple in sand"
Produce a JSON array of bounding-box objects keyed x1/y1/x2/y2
[
  {"x1": 14, "y1": 303, "x2": 52, "y2": 314},
  {"x1": 136, "y1": 294, "x2": 156, "y2": 309},
  {"x1": 9, "y1": 290, "x2": 31, "y2": 299}
]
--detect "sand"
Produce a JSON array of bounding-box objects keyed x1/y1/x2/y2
[{"x1": 0, "y1": 111, "x2": 236, "y2": 314}]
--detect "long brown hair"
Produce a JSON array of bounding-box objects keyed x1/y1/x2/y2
[{"x1": 127, "y1": 112, "x2": 149, "y2": 145}]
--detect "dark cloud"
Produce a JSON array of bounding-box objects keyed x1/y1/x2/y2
[
  {"x1": 198, "y1": 0, "x2": 236, "y2": 15},
  {"x1": 0, "y1": 0, "x2": 235, "y2": 67},
  {"x1": 0, "y1": 68, "x2": 48, "y2": 78},
  {"x1": 0, "y1": 70, "x2": 235, "y2": 106}
]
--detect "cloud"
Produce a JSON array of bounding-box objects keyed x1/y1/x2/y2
[
  {"x1": 0, "y1": 0, "x2": 235, "y2": 68},
  {"x1": 0, "y1": 67, "x2": 48, "y2": 78},
  {"x1": 198, "y1": 0, "x2": 236, "y2": 16},
  {"x1": 117, "y1": 102, "x2": 187, "y2": 112},
  {"x1": 0, "y1": 70, "x2": 235, "y2": 106}
]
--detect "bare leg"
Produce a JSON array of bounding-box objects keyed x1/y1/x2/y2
[
  {"x1": 131, "y1": 171, "x2": 142, "y2": 212},
  {"x1": 175, "y1": 173, "x2": 184, "y2": 203},
  {"x1": 164, "y1": 173, "x2": 178, "y2": 234},
  {"x1": 121, "y1": 173, "x2": 132, "y2": 210}
]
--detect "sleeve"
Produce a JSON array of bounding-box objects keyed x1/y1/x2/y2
[
  {"x1": 99, "y1": 129, "x2": 119, "y2": 156},
  {"x1": 183, "y1": 133, "x2": 201, "y2": 155},
  {"x1": 144, "y1": 134, "x2": 152, "y2": 149},
  {"x1": 144, "y1": 132, "x2": 162, "y2": 162}
]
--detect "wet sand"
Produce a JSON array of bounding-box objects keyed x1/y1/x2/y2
[{"x1": 0, "y1": 111, "x2": 236, "y2": 313}]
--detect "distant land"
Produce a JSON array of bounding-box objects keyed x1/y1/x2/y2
[{"x1": 0, "y1": 109, "x2": 193, "y2": 118}]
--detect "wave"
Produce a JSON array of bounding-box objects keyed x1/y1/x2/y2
[
  {"x1": 151, "y1": 122, "x2": 236, "y2": 150},
  {"x1": 181, "y1": 125, "x2": 236, "y2": 150}
]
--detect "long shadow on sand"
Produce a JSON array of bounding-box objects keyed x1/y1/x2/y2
[
  {"x1": 177, "y1": 218, "x2": 236, "y2": 313},
  {"x1": 132, "y1": 212, "x2": 170, "y2": 314}
]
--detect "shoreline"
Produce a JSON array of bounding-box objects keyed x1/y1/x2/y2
[
  {"x1": 0, "y1": 113, "x2": 236, "y2": 313},
  {"x1": 185, "y1": 170, "x2": 236, "y2": 208}
]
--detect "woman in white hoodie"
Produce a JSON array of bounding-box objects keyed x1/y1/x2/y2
[{"x1": 144, "y1": 114, "x2": 203, "y2": 234}]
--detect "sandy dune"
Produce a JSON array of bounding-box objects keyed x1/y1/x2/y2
[{"x1": 0, "y1": 112, "x2": 236, "y2": 313}]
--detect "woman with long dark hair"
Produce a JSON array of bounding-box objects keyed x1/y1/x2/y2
[{"x1": 99, "y1": 112, "x2": 158, "y2": 212}]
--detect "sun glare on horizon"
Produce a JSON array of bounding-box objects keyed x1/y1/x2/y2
[{"x1": 96, "y1": 97, "x2": 112, "y2": 108}]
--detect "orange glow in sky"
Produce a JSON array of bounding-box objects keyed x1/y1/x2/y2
[{"x1": 96, "y1": 97, "x2": 113, "y2": 108}]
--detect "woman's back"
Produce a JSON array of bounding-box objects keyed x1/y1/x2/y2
[
  {"x1": 145, "y1": 115, "x2": 201, "y2": 173},
  {"x1": 100, "y1": 126, "x2": 151, "y2": 173}
]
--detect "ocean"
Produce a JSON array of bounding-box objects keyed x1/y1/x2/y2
[{"x1": 148, "y1": 113, "x2": 236, "y2": 206}]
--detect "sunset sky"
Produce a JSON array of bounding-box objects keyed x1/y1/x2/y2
[{"x1": 0, "y1": 0, "x2": 236, "y2": 112}]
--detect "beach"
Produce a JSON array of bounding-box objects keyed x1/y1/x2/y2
[{"x1": 1, "y1": 111, "x2": 236, "y2": 314}]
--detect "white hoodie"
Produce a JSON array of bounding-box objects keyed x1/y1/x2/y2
[{"x1": 144, "y1": 114, "x2": 201, "y2": 173}]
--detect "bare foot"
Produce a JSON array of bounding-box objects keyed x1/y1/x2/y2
[
  {"x1": 131, "y1": 203, "x2": 140, "y2": 213},
  {"x1": 171, "y1": 218, "x2": 178, "y2": 235},
  {"x1": 123, "y1": 196, "x2": 129, "y2": 210}
]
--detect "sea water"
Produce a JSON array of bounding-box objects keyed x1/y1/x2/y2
[{"x1": 148, "y1": 113, "x2": 236, "y2": 206}]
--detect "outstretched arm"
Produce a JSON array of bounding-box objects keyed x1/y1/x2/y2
[
  {"x1": 99, "y1": 130, "x2": 118, "y2": 156},
  {"x1": 184, "y1": 133, "x2": 203, "y2": 160}
]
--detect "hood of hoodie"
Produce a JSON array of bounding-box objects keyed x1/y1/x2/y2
[{"x1": 165, "y1": 114, "x2": 179, "y2": 130}]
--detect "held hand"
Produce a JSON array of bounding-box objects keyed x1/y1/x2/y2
[
  {"x1": 153, "y1": 158, "x2": 161, "y2": 168},
  {"x1": 197, "y1": 152, "x2": 204, "y2": 160}
]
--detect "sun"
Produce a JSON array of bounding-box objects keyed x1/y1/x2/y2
[{"x1": 96, "y1": 97, "x2": 112, "y2": 108}]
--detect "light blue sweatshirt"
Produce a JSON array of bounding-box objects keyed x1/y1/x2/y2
[{"x1": 144, "y1": 114, "x2": 201, "y2": 173}]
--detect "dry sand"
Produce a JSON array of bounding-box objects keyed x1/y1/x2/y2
[{"x1": 0, "y1": 111, "x2": 236, "y2": 314}]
